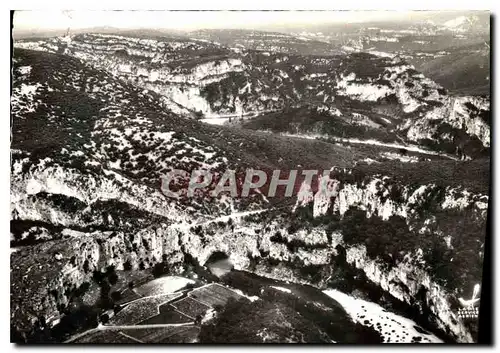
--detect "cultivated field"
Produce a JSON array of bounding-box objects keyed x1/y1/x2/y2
[
  {"x1": 171, "y1": 297, "x2": 211, "y2": 319},
  {"x1": 108, "y1": 293, "x2": 182, "y2": 325},
  {"x1": 138, "y1": 303, "x2": 192, "y2": 325},
  {"x1": 189, "y1": 283, "x2": 244, "y2": 307}
]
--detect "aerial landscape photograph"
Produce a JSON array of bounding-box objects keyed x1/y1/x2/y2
[{"x1": 10, "y1": 9, "x2": 491, "y2": 344}]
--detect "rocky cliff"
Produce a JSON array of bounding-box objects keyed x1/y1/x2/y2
[{"x1": 10, "y1": 47, "x2": 488, "y2": 343}]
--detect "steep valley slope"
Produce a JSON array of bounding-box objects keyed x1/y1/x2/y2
[{"x1": 11, "y1": 46, "x2": 489, "y2": 344}]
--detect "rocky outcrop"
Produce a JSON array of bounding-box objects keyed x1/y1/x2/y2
[
  {"x1": 10, "y1": 46, "x2": 488, "y2": 344},
  {"x1": 343, "y1": 244, "x2": 472, "y2": 342},
  {"x1": 10, "y1": 158, "x2": 487, "y2": 343},
  {"x1": 11, "y1": 161, "x2": 187, "y2": 222},
  {"x1": 15, "y1": 34, "x2": 491, "y2": 159}
]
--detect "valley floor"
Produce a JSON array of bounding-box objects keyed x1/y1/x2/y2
[{"x1": 66, "y1": 281, "x2": 246, "y2": 343}]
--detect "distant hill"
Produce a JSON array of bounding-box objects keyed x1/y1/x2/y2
[{"x1": 15, "y1": 34, "x2": 490, "y2": 158}]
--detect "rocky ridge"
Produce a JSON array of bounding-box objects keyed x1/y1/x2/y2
[
  {"x1": 10, "y1": 46, "x2": 488, "y2": 343},
  {"x1": 15, "y1": 33, "x2": 490, "y2": 158}
]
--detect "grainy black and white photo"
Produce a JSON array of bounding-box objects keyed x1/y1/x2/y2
[{"x1": 10, "y1": 10, "x2": 491, "y2": 344}]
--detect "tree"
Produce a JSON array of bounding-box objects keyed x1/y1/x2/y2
[
  {"x1": 194, "y1": 110, "x2": 204, "y2": 119},
  {"x1": 108, "y1": 272, "x2": 119, "y2": 286},
  {"x1": 83, "y1": 260, "x2": 90, "y2": 273},
  {"x1": 111, "y1": 291, "x2": 122, "y2": 302},
  {"x1": 75, "y1": 282, "x2": 90, "y2": 297},
  {"x1": 92, "y1": 270, "x2": 105, "y2": 285},
  {"x1": 123, "y1": 260, "x2": 132, "y2": 271}
]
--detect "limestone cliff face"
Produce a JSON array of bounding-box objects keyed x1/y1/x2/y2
[
  {"x1": 343, "y1": 244, "x2": 472, "y2": 342},
  {"x1": 300, "y1": 172, "x2": 488, "y2": 220},
  {"x1": 10, "y1": 155, "x2": 192, "y2": 329},
  {"x1": 107, "y1": 57, "x2": 246, "y2": 116},
  {"x1": 15, "y1": 34, "x2": 246, "y2": 117},
  {"x1": 294, "y1": 171, "x2": 486, "y2": 342}
]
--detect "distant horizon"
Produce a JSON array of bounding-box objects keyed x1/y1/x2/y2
[{"x1": 13, "y1": 10, "x2": 489, "y2": 35}]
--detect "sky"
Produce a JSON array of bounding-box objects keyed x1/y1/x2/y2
[{"x1": 13, "y1": 10, "x2": 448, "y2": 32}]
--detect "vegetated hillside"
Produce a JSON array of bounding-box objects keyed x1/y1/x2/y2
[
  {"x1": 187, "y1": 28, "x2": 341, "y2": 56},
  {"x1": 282, "y1": 14, "x2": 490, "y2": 100},
  {"x1": 11, "y1": 47, "x2": 372, "y2": 242},
  {"x1": 15, "y1": 33, "x2": 490, "y2": 159},
  {"x1": 11, "y1": 48, "x2": 489, "y2": 343},
  {"x1": 11, "y1": 48, "x2": 364, "y2": 203},
  {"x1": 241, "y1": 104, "x2": 405, "y2": 144}
]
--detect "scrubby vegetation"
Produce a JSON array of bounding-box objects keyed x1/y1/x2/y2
[
  {"x1": 200, "y1": 274, "x2": 382, "y2": 343},
  {"x1": 10, "y1": 33, "x2": 489, "y2": 344}
]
